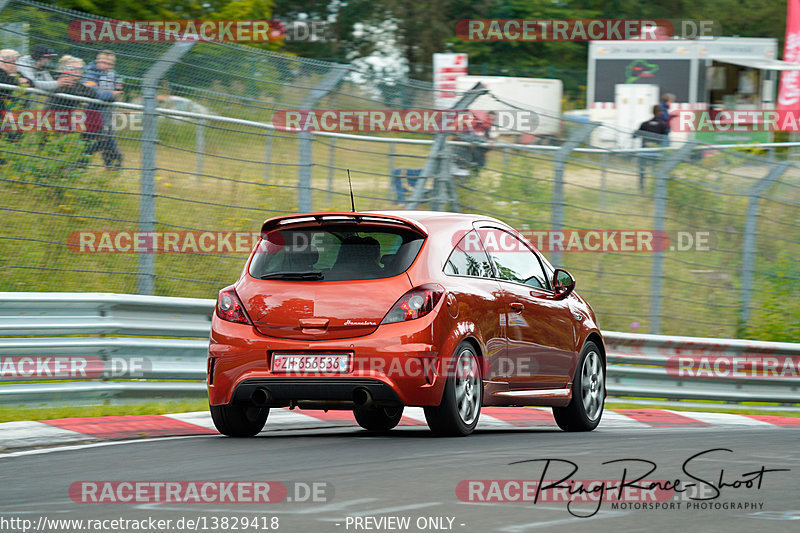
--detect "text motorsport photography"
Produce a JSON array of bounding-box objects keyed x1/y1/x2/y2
[{"x1": 458, "y1": 449, "x2": 789, "y2": 518}]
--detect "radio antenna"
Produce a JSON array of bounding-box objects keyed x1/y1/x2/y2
[{"x1": 347, "y1": 169, "x2": 356, "y2": 212}]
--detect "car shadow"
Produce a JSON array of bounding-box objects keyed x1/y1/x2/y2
[{"x1": 206, "y1": 426, "x2": 565, "y2": 440}]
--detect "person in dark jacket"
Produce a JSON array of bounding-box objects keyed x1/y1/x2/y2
[
  {"x1": 44, "y1": 56, "x2": 112, "y2": 156},
  {"x1": 0, "y1": 48, "x2": 30, "y2": 111},
  {"x1": 82, "y1": 50, "x2": 123, "y2": 168},
  {"x1": 44, "y1": 56, "x2": 105, "y2": 110},
  {"x1": 659, "y1": 92, "x2": 675, "y2": 132},
  {"x1": 633, "y1": 104, "x2": 669, "y2": 191}
]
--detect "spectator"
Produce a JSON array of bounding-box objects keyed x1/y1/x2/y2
[
  {"x1": 0, "y1": 48, "x2": 30, "y2": 113},
  {"x1": 659, "y1": 92, "x2": 676, "y2": 132},
  {"x1": 392, "y1": 168, "x2": 423, "y2": 202},
  {"x1": 17, "y1": 44, "x2": 64, "y2": 91},
  {"x1": 83, "y1": 50, "x2": 123, "y2": 168},
  {"x1": 451, "y1": 109, "x2": 495, "y2": 178},
  {"x1": 473, "y1": 109, "x2": 495, "y2": 168},
  {"x1": 44, "y1": 56, "x2": 112, "y2": 154},
  {"x1": 633, "y1": 104, "x2": 669, "y2": 191},
  {"x1": 45, "y1": 56, "x2": 99, "y2": 110}
]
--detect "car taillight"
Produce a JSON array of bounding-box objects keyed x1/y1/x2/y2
[
  {"x1": 216, "y1": 286, "x2": 252, "y2": 324},
  {"x1": 381, "y1": 284, "x2": 444, "y2": 324}
]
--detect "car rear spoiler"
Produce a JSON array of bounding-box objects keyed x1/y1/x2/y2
[{"x1": 260, "y1": 212, "x2": 428, "y2": 237}]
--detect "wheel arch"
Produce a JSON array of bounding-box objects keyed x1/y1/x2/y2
[
  {"x1": 584, "y1": 331, "x2": 606, "y2": 365},
  {"x1": 461, "y1": 336, "x2": 485, "y2": 371}
]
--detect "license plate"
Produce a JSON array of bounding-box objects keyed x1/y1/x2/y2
[{"x1": 271, "y1": 353, "x2": 351, "y2": 373}]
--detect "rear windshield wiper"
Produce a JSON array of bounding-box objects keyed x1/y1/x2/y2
[{"x1": 259, "y1": 271, "x2": 324, "y2": 280}]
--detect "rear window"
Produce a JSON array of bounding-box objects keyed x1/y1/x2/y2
[{"x1": 249, "y1": 225, "x2": 424, "y2": 281}]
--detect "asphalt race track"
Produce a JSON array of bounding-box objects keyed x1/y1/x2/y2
[{"x1": 1, "y1": 410, "x2": 799, "y2": 532}]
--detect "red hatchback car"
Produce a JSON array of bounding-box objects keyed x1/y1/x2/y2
[{"x1": 208, "y1": 211, "x2": 605, "y2": 436}]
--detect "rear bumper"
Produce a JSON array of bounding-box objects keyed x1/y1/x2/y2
[
  {"x1": 232, "y1": 378, "x2": 403, "y2": 407},
  {"x1": 208, "y1": 313, "x2": 449, "y2": 407}
]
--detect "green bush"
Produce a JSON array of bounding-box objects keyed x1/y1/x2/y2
[{"x1": 744, "y1": 251, "x2": 800, "y2": 342}]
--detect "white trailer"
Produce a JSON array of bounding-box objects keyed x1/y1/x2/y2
[{"x1": 455, "y1": 75, "x2": 563, "y2": 137}]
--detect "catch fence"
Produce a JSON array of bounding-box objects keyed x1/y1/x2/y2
[{"x1": 0, "y1": 0, "x2": 799, "y2": 340}]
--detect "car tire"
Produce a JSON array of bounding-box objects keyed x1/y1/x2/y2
[
  {"x1": 353, "y1": 405, "x2": 404, "y2": 432},
  {"x1": 552, "y1": 341, "x2": 605, "y2": 432},
  {"x1": 210, "y1": 404, "x2": 269, "y2": 437},
  {"x1": 424, "y1": 342, "x2": 482, "y2": 437}
]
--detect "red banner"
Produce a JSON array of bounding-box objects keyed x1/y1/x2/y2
[{"x1": 778, "y1": 0, "x2": 800, "y2": 110}]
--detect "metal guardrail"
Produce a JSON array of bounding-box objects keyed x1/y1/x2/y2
[{"x1": 1, "y1": 293, "x2": 798, "y2": 407}]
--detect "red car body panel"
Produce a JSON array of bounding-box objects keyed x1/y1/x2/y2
[
  {"x1": 238, "y1": 277, "x2": 414, "y2": 340},
  {"x1": 208, "y1": 210, "x2": 603, "y2": 409}
]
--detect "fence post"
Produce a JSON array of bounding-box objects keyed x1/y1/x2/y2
[
  {"x1": 196, "y1": 121, "x2": 204, "y2": 178},
  {"x1": 138, "y1": 42, "x2": 195, "y2": 295},
  {"x1": 297, "y1": 131, "x2": 313, "y2": 211},
  {"x1": 263, "y1": 130, "x2": 272, "y2": 181},
  {"x1": 297, "y1": 67, "x2": 349, "y2": 212},
  {"x1": 387, "y1": 141, "x2": 395, "y2": 200},
  {"x1": 550, "y1": 122, "x2": 597, "y2": 268},
  {"x1": 600, "y1": 149, "x2": 609, "y2": 211},
  {"x1": 432, "y1": 141, "x2": 451, "y2": 211},
  {"x1": 740, "y1": 162, "x2": 789, "y2": 326},
  {"x1": 327, "y1": 137, "x2": 336, "y2": 206},
  {"x1": 648, "y1": 142, "x2": 694, "y2": 334}
]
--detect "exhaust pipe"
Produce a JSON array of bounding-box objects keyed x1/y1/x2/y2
[
  {"x1": 353, "y1": 387, "x2": 373, "y2": 407},
  {"x1": 251, "y1": 388, "x2": 271, "y2": 407}
]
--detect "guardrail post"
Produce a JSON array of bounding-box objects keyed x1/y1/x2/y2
[
  {"x1": 139, "y1": 42, "x2": 196, "y2": 295},
  {"x1": 550, "y1": 122, "x2": 597, "y2": 268},
  {"x1": 740, "y1": 162, "x2": 789, "y2": 327},
  {"x1": 648, "y1": 142, "x2": 694, "y2": 334},
  {"x1": 297, "y1": 67, "x2": 349, "y2": 212}
]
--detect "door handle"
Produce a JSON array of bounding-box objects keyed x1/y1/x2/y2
[
  {"x1": 509, "y1": 302, "x2": 524, "y2": 312},
  {"x1": 299, "y1": 318, "x2": 330, "y2": 329}
]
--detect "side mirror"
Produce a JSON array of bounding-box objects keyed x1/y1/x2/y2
[{"x1": 552, "y1": 269, "x2": 575, "y2": 300}]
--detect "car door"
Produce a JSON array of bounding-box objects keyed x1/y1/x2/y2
[
  {"x1": 477, "y1": 225, "x2": 577, "y2": 388},
  {"x1": 442, "y1": 230, "x2": 508, "y2": 383}
]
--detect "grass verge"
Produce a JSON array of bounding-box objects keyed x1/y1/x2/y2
[{"x1": 605, "y1": 400, "x2": 800, "y2": 418}]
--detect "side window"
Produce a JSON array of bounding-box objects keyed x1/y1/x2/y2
[
  {"x1": 484, "y1": 230, "x2": 549, "y2": 290},
  {"x1": 444, "y1": 230, "x2": 494, "y2": 278}
]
